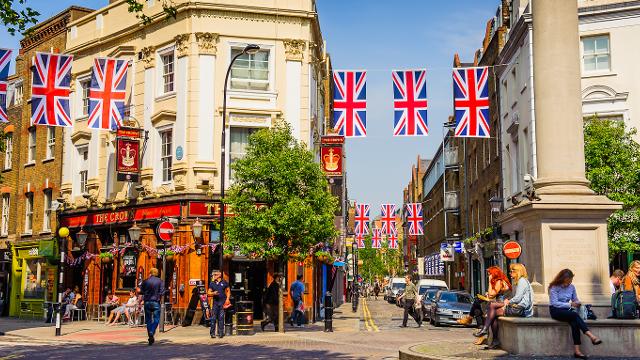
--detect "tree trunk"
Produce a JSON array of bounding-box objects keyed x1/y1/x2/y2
[{"x1": 278, "y1": 282, "x2": 285, "y2": 333}]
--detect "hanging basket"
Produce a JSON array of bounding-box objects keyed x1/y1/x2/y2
[
  {"x1": 165, "y1": 254, "x2": 175, "y2": 261},
  {"x1": 223, "y1": 253, "x2": 235, "y2": 260},
  {"x1": 101, "y1": 256, "x2": 113, "y2": 264}
]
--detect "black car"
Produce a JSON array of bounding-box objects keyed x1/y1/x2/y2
[
  {"x1": 419, "y1": 288, "x2": 441, "y2": 321},
  {"x1": 428, "y1": 290, "x2": 474, "y2": 327}
]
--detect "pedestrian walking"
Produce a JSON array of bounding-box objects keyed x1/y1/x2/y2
[
  {"x1": 373, "y1": 282, "x2": 380, "y2": 300},
  {"x1": 208, "y1": 270, "x2": 230, "y2": 338},
  {"x1": 548, "y1": 269, "x2": 602, "y2": 359},
  {"x1": 397, "y1": 275, "x2": 421, "y2": 327},
  {"x1": 261, "y1": 273, "x2": 281, "y2": 331},
  {"x1": 140, "y1": 268, "x2": 164, "y2": 346},
  {"x1": 289, "y1": 274, "x2": 305, "y2": 328}
]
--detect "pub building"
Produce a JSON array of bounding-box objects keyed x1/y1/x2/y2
[{"x1": 59, "y1": 198, "x2": 322, "y2": 324}]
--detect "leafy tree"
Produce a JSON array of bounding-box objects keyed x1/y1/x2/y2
[
  {"x1": 584, "y1": 117, "x2": 640, "y2": 258},
  {"x1": 224, "y1": 122, "x2": 338, "y2": 331},
  {"x1": 357, "y1": 236, "x2": 404, "y2": 283},
  {"x1": 1, "y1": 0, "x2": 176, "y2": 36}
]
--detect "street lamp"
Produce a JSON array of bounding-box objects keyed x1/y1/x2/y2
[
  {"x1": 488, "y1": 196, "x2": 503, "y2": 270},
  {"x1": 192, "y1": 218, "x2": 203, "y2": 255},
  {"x1": 128, "y1": 222, "x2": 142, "y2": 246},
  {"x1": 76, "y1": 228, "x2": 89, "y2": 248},
  {"x1": 219, "y1": 44, "x2": 260, "y2": 275}
]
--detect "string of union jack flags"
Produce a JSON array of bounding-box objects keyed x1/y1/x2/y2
[{"x1": 353, "y1": 203, "x2": 423, "y2": 251}]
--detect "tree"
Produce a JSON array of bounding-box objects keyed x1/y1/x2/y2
[
  {"x1": 584, "y1": 117, "x2": 640, "y2": 258},
  {"x1": 357, "y1": 236, "x2": 385, "y2": 283},
  {"x1": 1, "y1": 0, "x2": 176, "y2": 36},
  {"x1": 224, "y1": 122, "x2": 338, "y2": 332}
]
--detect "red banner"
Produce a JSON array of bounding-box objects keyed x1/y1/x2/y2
[
  {"x1": 61, "y1": 203, "x2": 181, "y2": 228},
  {"x1": 187, "y1": 201, "x2": 266, "y2": 218},
  {"x1": 321, "y1": 146, "x2": 343, "y2": 176}
]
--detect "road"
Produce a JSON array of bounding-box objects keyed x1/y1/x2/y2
[{"x1": 0, "y1": 298, "x2": 477, "y2": 359}]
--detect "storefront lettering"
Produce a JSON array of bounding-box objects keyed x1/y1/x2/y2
[
  {"x1": 188, "y1": 201, "x2": 267, "y2": 218},
  {"x1": 94, "y1": 210, "x2": 129, "y2": 224},
  {"x1": 61, "y1": 203, "x2": 181, "y2": 228}
]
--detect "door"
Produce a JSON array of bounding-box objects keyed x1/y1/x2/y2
[{"x1": 229, "y1": 260, "x2": 266, "y2": 319}]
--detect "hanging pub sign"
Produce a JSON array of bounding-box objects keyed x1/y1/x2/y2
[
  {"x1": 321, "y1": 146, "x2": 343, "y2": 177},
  {"x1": 116, "y1": 127, "x2": 142, "y2": 182}
]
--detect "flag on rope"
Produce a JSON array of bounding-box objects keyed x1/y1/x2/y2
[
  {"x1": 453, "y1": 67, "x2": 490, "y2": 138},
  {"x1": 354, "y1": 203, "x2": 370, "y2": 235},
  {"x1": 392, "y1": 69, "x2": 428, "y2": 136},
  {"x1": 333, "y1": 70, "x2": 367, "y2": 137},
  {"x1": 371, "y1": 228, "x2": 382, "y2": 249},
  {"x1": 31, "y1": 52, "x2": 73, "y2": 127},
  {"x1": 0, "y1": 48, "x2": 12, "y2": 123},
  {"x1": 88, "y1": 57, "x2": 128, "y2": 130},
  {"x1": 387, "y1": 231, "x2": 398, "y2": 249},
  {"x1": 405, "y1": 203, "x2": 424, "y2": 236},
  {"x1": 355, "y1": 233, "x2": 365, "y2": 248},
  {"x1": 380, "y1": 203, "x2": 397, "y2": 235}
]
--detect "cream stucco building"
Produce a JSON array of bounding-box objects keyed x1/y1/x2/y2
[{"x1": 60, "y1": 0, "x2": 330, "y2": 205}]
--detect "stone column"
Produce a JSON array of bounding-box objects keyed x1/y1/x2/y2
[{"x1": 499, "y1": 0, "x2": 621, "y2": 314}]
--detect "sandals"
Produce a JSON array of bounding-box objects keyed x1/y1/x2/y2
[{"x1": 591, "y1": 338, "x2": 602, "y2": 345}]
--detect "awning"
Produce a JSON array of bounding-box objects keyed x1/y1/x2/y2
[{"x1": 332, "y1": 260, "x2": 345, "y2": 267}]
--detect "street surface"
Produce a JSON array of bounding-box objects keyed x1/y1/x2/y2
[{"x1": 0, "y1": 298, "x2": 475, "y2": 359}]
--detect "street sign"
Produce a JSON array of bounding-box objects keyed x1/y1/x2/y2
[
  {"x1": 440, "y1": 243, "x2": 454, "y2": 262},
  {"x1": 503, "y1": 241, "x2": 522, "y2": 259},
  {"x1": 157, "y1": 221, "x2": 175, "y2": 242},
  {"x1": 453, "y1": 241, "x2": 463, "y2": 253}
]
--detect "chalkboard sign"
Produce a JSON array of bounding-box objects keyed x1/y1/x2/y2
[{"x1": 197, "y1": 281, "x2": 211, "y2": 320}]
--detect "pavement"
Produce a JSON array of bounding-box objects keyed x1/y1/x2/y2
[{"x1": 0, "y1": 298, "x2": 627, "y2": 359}]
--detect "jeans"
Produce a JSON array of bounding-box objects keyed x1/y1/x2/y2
[
  {"x1": 470, "y1": 298, "x2": 485, "y2": 327},
  {"x1": 550, "y1": 306, "x2": 589, "y2": 345},
  {"x1": 64, "y1": 304, "x2": 78, "y2": 318},
  {"x1": 402, "y1": 299, "x2": 421, "y2": 326},
  {"x1": 210, "y1": 304, "x2": 224, "y2": 337},
  {"x1": 144, "y1": 301, "x2": 161, "y2": 337},
  {"x1": 292, "y1": 297, "x2": 303, "y2": 326}
]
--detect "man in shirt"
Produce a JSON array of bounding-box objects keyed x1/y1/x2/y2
[
  {"x1": 289, "y1": 275, "x2": 305, "y2": 328},
  {"x1": 208, "y1": 270, "x2": 230, "y2": 338},
  {"x1": 398, "y1": 275, "x2": 421, "y2": 327},
  {"x1": 261, "y1": 273, "x2": 282, "y2": 331},
  {"x1": 610, "y1": 269, "x2": 625, "y2": 295},
  {"x1": 140, "y1": 268, "x2": 164, "y2": 345}
]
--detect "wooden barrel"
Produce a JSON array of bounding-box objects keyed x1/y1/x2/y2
[{"x1": 236, "y1": 301, "x2": 254, "y2": 335}]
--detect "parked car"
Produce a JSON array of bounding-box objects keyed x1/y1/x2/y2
[
  {"x1": 419, "y1": 288, "x2": 440, "y2": 321},
  {"x1": 417, "y1": 279, "x2": 448, "y2": 290},
  {"x1": 385, "y1": 278, "x2": 406, "y2": 303},
  {"x1": 428, "y1": 290, "x2": 474, "y2": 327}
]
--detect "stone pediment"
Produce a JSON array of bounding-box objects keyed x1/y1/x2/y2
[
  {"x1": 582, "y1": 85, "x2": 628, "y2": 103},
  {"x1": 71, "y1": 129, "x2": 92, "y2": 145},
  {"x1": 151, "y1": 109, "x2": 177, "y2": 127}
]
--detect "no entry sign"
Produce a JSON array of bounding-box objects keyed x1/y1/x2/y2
[
  {"x1": 503, "y1": 241, "x2": 522, "y2": 259},
  {"x1": 157, "y1": 221, "x2": 175, "y2": 242}
]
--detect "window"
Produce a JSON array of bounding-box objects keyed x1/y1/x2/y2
[
  {"x1": 81, "y1": 80, "x2": 91, "y2": 116},
  {"x1": 118, "y1": 248, "x2": 137, "y2": 290},
  {"x1": 24, "y1": 193, "x2": 33, "y2": 234},
  {"x1": 14, "y1": 83, "x2": 23, "y2": 105},
  {"x1": 27, "y1": 128, "x2": 36, "y2": 163},
  {"x1": 161, "y1": 52, "x2": 175, "y2": 94},
  {"x1": 4, "y1": 134, "x2": 12, "y2": 169},
  {"x1": 1, "y1": 194, "x2": 9, "y2": 236},
  {"x1": 230, "y1": 48, "x2": 269, "y2": 91},
  {"x1": 78, "y1": 146, "x2": 89, "y2": 194},
  {"x1": 160, "y1": 129, "x2": 173, "y2": 182},
  {"x1": 46, "y1": 127, "x2": 55, "y2": 159},
  {"x1": 229, "y1": 127, "x2": 258, "y2": 179},
  {"x1": 43, "y1": 190, "x2": 52, "y2": 232},
  {"x1": 582, "y1": 35, "x2": 610, "y2": 72}
]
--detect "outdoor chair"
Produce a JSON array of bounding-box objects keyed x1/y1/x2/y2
[{"x1": 71, "y1": 306, "x2": 87, "y2": 321}]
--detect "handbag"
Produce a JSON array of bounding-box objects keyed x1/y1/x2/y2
[{"x1": 504, "y1": 303, "x2": 525, "y2": 317}]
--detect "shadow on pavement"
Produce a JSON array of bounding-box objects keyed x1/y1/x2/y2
[
  {"x1": 0, "y1": 318, "x2": 51, "y2": 334},
  {"x1": 0, "y1": 342, "x2": 364, "y2": 360}
]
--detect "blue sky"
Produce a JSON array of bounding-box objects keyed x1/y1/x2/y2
[{"x1": 1, "y1": 0, "x2": 498, "y2": 215}]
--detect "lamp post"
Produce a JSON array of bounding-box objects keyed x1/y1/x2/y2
[
  {"x1": 219, "y1": 44, "x2": 260, "y2": 275},
  {"x1": 55, "y1": 226, "x2": 69, "y2": 336},
  {"x1": 488, "y1": 196, "x2": 503, "y2": 270},
  {"x1": 192, "y1": 218, "x2": 203, "y2": 255}
]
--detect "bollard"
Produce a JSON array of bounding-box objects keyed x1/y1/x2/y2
[{"x1": 324, "y1": 292, "x2": 333, "y2": 332}]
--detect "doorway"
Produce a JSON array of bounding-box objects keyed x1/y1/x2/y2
[{"x1": 229, "y1": 260, "x2": 266, "y2": 319}]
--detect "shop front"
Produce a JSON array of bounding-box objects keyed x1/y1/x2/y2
[
  {"x1": 0, "y1": 249, "x2": 11, "y2": 316},
  {"x1": 9, "y1": 240, "x2": 58, "y2": 317}
]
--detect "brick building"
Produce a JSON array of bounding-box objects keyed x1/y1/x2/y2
[
  {"x1": 4, "y1": 7, "x2": 94, "y2": 317},
  {"x1": 402, "y1": 156, "x2": 430, "y2": 274}
]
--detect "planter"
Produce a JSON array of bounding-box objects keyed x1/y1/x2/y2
[
  {"x1": 316, "y1": 255, "x2": 327, "y2": 262},
  {"x1": 165, "y1": 255, "x2": 175, "y2": 261},
  {"x1": 100, "y1": 257, "x2": 113, "y2": 264},
  {"x1": 223, "y1": 254, "x2": 234, "y2": 260}
]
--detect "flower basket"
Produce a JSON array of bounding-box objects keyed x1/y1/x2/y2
[
  {"x1": 99, "y1": 252, "x2": 114, "y2": 264},
  {"x1": 165, "y1": 254, "x2": 175, "y2": 261},
  {"x1": 223, "y1": 250, "x2": 235, "y2": 260}
]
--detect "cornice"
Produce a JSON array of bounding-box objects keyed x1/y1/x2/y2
[
  {"x1": 283, "y1": 39, "x2": 306, "y2": 62},
  {"x1": 20, "y1": 14, "x2": 71, "y2": 52}
]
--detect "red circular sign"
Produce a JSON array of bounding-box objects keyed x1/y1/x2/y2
[
  {"x1": 157, "y1": 221, "x2": 175, "y2": 242},
  {"x1": 503, "y1": 241, "x2": 522, "y2": 259}
]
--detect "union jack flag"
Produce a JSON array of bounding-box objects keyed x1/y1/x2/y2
[
  {"x1": 405, "y1": 203, "x2": 423, "y2": 236},
  {"x1": 453, "y1": 67, "x2": 490, "y2": 138},
  {"x1": 31, "y1": 52, "x2": 73, "y2": 127},
  {"x1": 387, "y1": 231, "x2": 398, "y2": 249},
  {"x1": 333, "y1": 70, "x2": 366, "y2": 137},
  {"x1": 355, "y1": 233, "x2": 365, "y2": 248},
  {"x1": 392, "y1": 69, "x2": 428, "y2": 136},
  {"x1": 0, "y1": 49, "x2": 12, "y2": 123},
  {"x1": 380, "y1": 204, "x2": 397, "y2": 235},
  {"x1": 371, "y1": 228, "x2": 382, "y2": 249},
  {"x1": 88, "y1": 57, "x2": 128, "y2": 130},
  {"x1": 354, "y1": 203, "x2": 370, "y2": 235}
]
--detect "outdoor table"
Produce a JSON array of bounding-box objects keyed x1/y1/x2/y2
[{"x1": 97, "y1": 303, "x2": 117, "y2": 323}]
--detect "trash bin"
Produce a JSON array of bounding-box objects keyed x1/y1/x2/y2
[
  {"x1": 224, "y1": 307, "x2": 233, "y2": 336},
  {"x1": 236, "y1": 301, "x2": 254, "y2": 335}
]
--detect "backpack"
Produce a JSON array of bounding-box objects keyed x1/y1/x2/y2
[{"x1": 611, "y1": 288, "x2": 638, "y2": 319}]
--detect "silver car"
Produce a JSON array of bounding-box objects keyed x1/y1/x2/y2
[{"x1": 428, "y1": 290, "x2": 474, "y2": 327}]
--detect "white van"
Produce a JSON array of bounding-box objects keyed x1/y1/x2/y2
[
  {"x1": 385, "y1": 277, "x2": 406, "y2": 303},
  {"x1": 417, "y1": 279, "x2": 448, "y2": 290}
]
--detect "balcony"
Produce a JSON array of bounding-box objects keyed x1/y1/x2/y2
[{"x1": 444, "y1": 146, "x2": 459, "y2": 168}]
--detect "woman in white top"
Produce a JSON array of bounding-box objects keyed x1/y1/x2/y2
[{"x1": 106, "y1": 290, "x2": 138, "y2": 326}]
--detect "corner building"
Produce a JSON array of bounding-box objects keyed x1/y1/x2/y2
[{"x1": 58, "y1": 0, "x2": 332, "y2": 323}]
